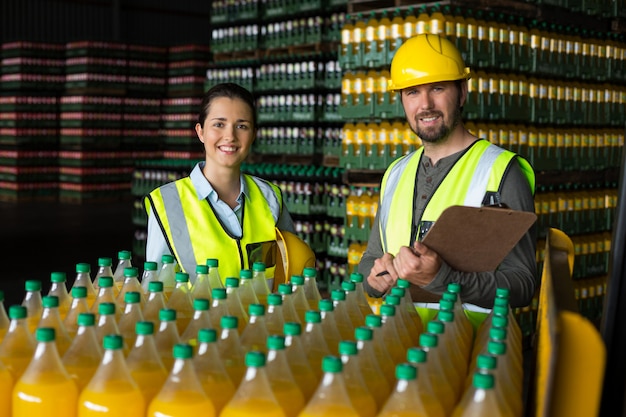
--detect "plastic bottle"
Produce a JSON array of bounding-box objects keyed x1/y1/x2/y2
[
  {"x1": 218, "y1": 315, "x2": 246, "y2": 386},
  {"x1": 93, "y1": 257, "x2": 114, "y2": 295},
  {"x1": 225, "y1": 277, "x2": 249, "y2": 333},
  {"x1": 437, "y1": 308, "x2": 472, "y2": 367},
  {"x1": 355, "y1": 326, "x2": 393, "y2": 405},
  {"x1": 190, "y1": 264, "x2": 211, "y2": 300},
  {"x1": 126, "y1": 321, "x2": 168, "y2": 406},
  {"x1": 21, "y1": 279, "x2": 43, "y2": 334},
  {"x1": 419, "y1": 332, "x2": 462, "y2": 410},
  {"x1": 288, "y1": 275, "x2": 310, "y2": 323},
  {"x1": 379, "y1": 303, "x2": 412, "y2": 351},
  {"x1": 95, "y1": 302, "x2": 124, "y2": 352},
  {"x1": 444, "y1": 283, "x2": 475, "y2": 341},
  {"x1": 330, "y1": 289, "x2": 355, "y2": 340},
  {"x1": 118, "y1": 291, "x2": 145, "y2": 349},
  {"x1": 220, "y1": 350, "x2": 286, "y2": 417},
  {"x1": 277, "y1": 283, "x2": 301, "y2": 325},
  {"x1": 206, "y1": 258, "x2": 223, "y2": 290},
  {"x1": 147, "y1": 343, "x2": 215, "y2": 417},
  {"x1": 237, "y1": 269, "x2": 260, "y2": 314},
  {"x1": 180, "y1": 298, "x2": 212, "y2": 347},
  {"x1": 166, "y1": 272, "x2": 194, "y2": 334},
  {"x1": 193, "y1": 328, "x2": 236, "y2": 414},
  {"x1": 159, "y1": 254, "x2": 178, "y2": 300},
  {"x1": 472, "y1": 307, "x2": 518, "y2": 364},
  {"x1": 362, "y1": 314, "x2": 396, "y2": 386},
  {"x1": 154, "y1": 308, "x2": 181, "y2": 371},
  {"x1": 0, "y1": 305, "x2": 36, "y2": 380},
  {"x1": 406, "y1": 346, "x2": 456, "y2": 416},
  {"x1": 112, "y1": 250, "x2": 133, "y2": 292},
  {"x1": 143, "y1": 281, "x2": 167, "y2": 325},
  {"x1": 61, "y1": 312, "x2": 102, "y2": 391},
  {"x1": 317, "y1": 299, "x2": 343, "y2": 355},
  {"x1": 63, "y1": 286, "x2": 90, "y2": 338},
  {"x1": 91, "y1": 276, "x2": 120, "y2": 320},
  {"x1": 392, "y1": 279, "x2": 424, "y2": 332},
  {"x1": 78, "y1": 334, "x2": 145, "y2": 417},
  {"x1": 348, "y1": 272, "x2": 373, "y2": 318},
  {"x1": 283, "y1": 322, "x2": 318, "y2": 401},
  {"x1": 208, "y1": 287, "x2": 231, "y2": 330},
  {"x1": 0, "y1": 291, "x2": 8, "y2": 340},
  {"x1": 301, "y1": 310, "x2": 331, "y2": 381},
  {"x1": 12, "y1": 327, "x2": 78, "y2": 417},
  {"x1": 37, "y1": 295, "x2": 72, "y2": 356},
  {"x1": 297, "y1": 355, "x2": 360, "y2": 417},
  {"x1": 265, "y1": 292, "x2": 286, "y2": 335},
  {"x1": 468, "y1": 353, "x2": 521, "y2": 416},
  {"x1": 0, "y1": 347, "x2": 11, "y2": 417},
  {"x1": 452, "y1": 372, "x2": 513, "y2": 417},
  {"x1": 251, "y1": 262, "x2": 271, "y2": 306},
  {"x1": 241, "y1": 303, "x2": 270, "y2": 354},
  {"x1": 302, "y1": 266, "x2": 322, "y2": 307},
  {"x1": 338, "y1": 340, "x2": 378, "y2": 416},
  {"x1": 425, "y1": 320, "x2": 468, "y2": 390},
  {"x1": 48, "y1": 272, "x2": 71, "y2": 320},
  {"x1": 140, "y1": 261, "x2": 159, "y2": 294},
  {"x1": 266, "y1": 334, "x2": 306, "y2": 417},
  {"x1": 340, "y1": 281, "x2": 366, "y2": 328},
  {"x1": 117, "y1": 267, "x2": 145, "y2": 309},
  {"x1": 383, "y1": 294, "x2": 418, "y2": 347}
]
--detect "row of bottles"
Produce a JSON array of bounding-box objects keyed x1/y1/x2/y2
[
  {"x1": 254, "y1": 60, "x2": 342, "y2": 91},
  {"x1": 211, "y1": 0, "x2": 346, "y2": 24},
  {"x1": 256, "y1": 93, "x2": 341, "y2": 122}
]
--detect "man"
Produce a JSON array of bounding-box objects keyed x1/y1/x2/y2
[{"x1": 358, "y1": 34, "x2": 537, "y2": 314}]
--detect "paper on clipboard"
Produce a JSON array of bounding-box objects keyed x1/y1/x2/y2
[{"x1": 421, "y1": 205, "x2": 537, "y2": 273}]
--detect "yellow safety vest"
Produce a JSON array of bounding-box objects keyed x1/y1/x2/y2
[{"x1": 145, "y1": 174, "x2": 281, "y2": 280}]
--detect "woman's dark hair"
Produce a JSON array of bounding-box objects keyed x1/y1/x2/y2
[{"x1": 197, "y1": 82, "x2": 257, "y2": 127}]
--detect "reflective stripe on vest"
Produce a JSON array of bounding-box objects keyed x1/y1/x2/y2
[{"x1": 147, "y1": 174, "x2": 280, "y2": 280}]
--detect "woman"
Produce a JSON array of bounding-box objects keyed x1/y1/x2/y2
[{"x1": 144, "y1": 82, "x2": 295, "y2": 285}]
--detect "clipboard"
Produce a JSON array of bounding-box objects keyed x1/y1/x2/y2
[{"x1": 421, "y1": 205, "x2": 537, "y2": 273}]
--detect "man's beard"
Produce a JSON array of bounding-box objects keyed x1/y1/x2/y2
[{"x1": 414, "y1": 105, "x2": 462, "y2": 144}]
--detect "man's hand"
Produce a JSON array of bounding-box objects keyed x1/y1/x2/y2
[
  {"x1": 366, "y1": 252, "x2": 398, "y2": 294},
  {"x1": 392, "y1": 241, "x2": 442, "y2": 287}
]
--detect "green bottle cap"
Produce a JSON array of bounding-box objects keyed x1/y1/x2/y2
[
  {"x1": 305, "y1": 310, "x2": 321, "y2": 324},
  {"x1": 489, "y1": 326, "x2": 507, "y2": 341},
  {"x1": 175, "y1": 272, "x2": 189, "y2": 283},
  {"x1": 380, "y1": 304, "x2": 396, "y2": 316},
  {"x1": 385, "y1": 295, "x2": 401, "y2": 306},
  {"x1": 221, "y1": 315, "x2": 238, "y2": 329},
  {"x1": 355, "y1": 326, "x2": 373, "y2": 341},
  {"x1": 396, "y1": 363, "x2": 417, "y2": 380},
  {"x1": 123, "y1": 267, "x2": 138, "y2": 278},
  {"x1": 322, "y1": 355, "x2": 342, "y2": 373},
  {"x1": 144, "y1": 261, "x2": 158, "y2": 271},
  {"x1": 72, "y1": 286, "x2": 87, "y2": 298},
  {"x1": 365, "y1": 314, "x2": 382, "y2": 328},
  {"x1": 493, "y1": 305, "x2": 509, "y2": 317},
  {"x1": 341, "y1": 281, "x2": 356, "y2": 292},
  {"x1": 136, "y1": 321, "x2": 154, "y2": 335},
  {"x1": 36, "y1": 327, "x2": 55, "y2": 342},
  {"x1": 103, "y1": 334, "x2": 123, "y2": 350},
  {"x1": 124, "y1": 291, "x2": 141, "y2": 304},
  {"x1": 487, "y1": 340, "x2": 507, "y2": 355},
  {"x1": 118, "y1": 250, "x2": 132, "y2": 260},
  {"x1": 495, "y1": 288, "x2": 510, "y2": 299},
  {"x1": 406, "y1": 347, "x2": 427, "y2": 364},
  {"x1": 419, "y1": 332, "x2": 438, "y2": 348},
  {"x1": 98, "y1": 276, "x2": 113, "y2": 288},
  {"x1": 390, "y1": 287, "x2": 405, "y2": 298},
  {"x1": 303, "y1": 267, "x2": 317, "y2": 278},
  {"x1": 252, "y1": 262, "x2": 266, "y2": 272},
  {"x1": 245, "y1": 351, "x2": 266, "y2": 367},
  {"x1": 98, "y1": 257, "x2": 112, "y2": 267},
  {"x1": 50, "y1": 272, "x2": 66, "y2": 283},
  {"x1": 426, "y1": 320, "x2": 445, "y2": 335},
  {"x1": 396, "y1": 279, "x2": 409, "y2": 289},
  {"x1": 99, "y1": 302, "x2": 116, "y2": 315},
  {"x1": 318, "y1": 299, "x2": 334, "y2": 312},
  {"x1": 442, "y1": 291, "x2": 457, "y2": 302},
  {"x1": 25, "y1": 280, "x2": 41, "y2": 292},
  {"x1": 267, "y1": 293, "x2": 283, "y2": 306},
  {"x1": 438, "y1": 309, "x2": 454, "y2": 322},
  {"x1": 173, "y1": 343, "x2": 193, "y2": 359},
  {"x1": 339, "y1": 340, "x2": 358, "y2": 356},
  {"x1": 473, "y1": 372, "x2": 495, "y2": 389},
  {"x1": 239, "y1": 269, "x2": 252, "y2": 280},
  {"x1": 249, "y1": 303, "x2": 265, "y2": 316},
  {"x1": 194, "y1": 298, "x2": 210, "y2": 311},
  {"x1": 331, "y1": 289, "x2": 346, "y2": 301},
  {"x1": 290, "y1": 275, "x2": 304, "y2": 286},
  {"x1": 206, "y1": 258, "x2": 219, "y2": 267},
  {"x1": 159, "y1": 308, "x2": 177, "y2": 321},
  {"x1": 77, "y1": 313, "x2": 96, "y2": 327},
  {"x1": 492, "y1": 315, "x2": 509, "y2": 328},
  {"x1": 198, "y1": 328, "x2": 217, "y2": 343},
  {"x1": 267, "y1": 334, "x2": 286, "y2": 350},
  {"x1": 283, "y1": 322, "x2": 301, "y2": 336},
  {"x1": 42, "y1": 295, "x2": 59, "y2": 308},
  {"x1": 162, "y1": 254, "x2": 175, "y2": 264},
  {"x1": 278, "y1": 284, "x2": 292, "y2": 295},
  {"x1": 212, "y1": 288, "x2": 227, "y2": 300},
  {"x1": 76, "y1": 263, "x2": 91, "y2": 273},
  {"x1": 439, "y1": 299, "x2": 454, "y2": 311},
  {"x1": 148, "y1": 281, "x2": 164, "y2": 292},
  {"x1": 196, "y1": 265, "x2": 208, "y2": 274},
  {"x1": 349, "y1": 272, "x2": 364, "y2": 283},
  {"x1": 447, "y1": 283, "x2": 462, "y2": 294},
  {"x1": 225, "y1": 277, "x2": 239, "y2": 288},
  {"x1": 476, "y1": 354, "x2": 497, "y2": 370},
  {"x1": 9, "y1": 305, "x2": 27, "y2": 319}
]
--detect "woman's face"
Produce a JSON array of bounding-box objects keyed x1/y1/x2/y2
[{"x1": 195, "y1": 97, "x2": 255, "y2": 170}]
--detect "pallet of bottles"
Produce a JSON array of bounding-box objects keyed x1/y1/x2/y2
[
  {"x1": 166, "y1": 45, "x2": 211, "y2": 98},
  {"x1": 0, "y1": 41, "x2": 65, "y2": 92},
  {"x1": 126, "y1": 44, "x2": 167, "y2": 97},
  {"x1": 65, "y1": 41, "x2": 127, "y2": 95}
]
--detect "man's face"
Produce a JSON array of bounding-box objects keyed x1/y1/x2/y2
[{"x1": 400, "y1": 80, "x2": 465, "y2": 144}]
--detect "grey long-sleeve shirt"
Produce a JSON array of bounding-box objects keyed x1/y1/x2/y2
[{"x1": 358, "y1": 145, "x2": 538, "y2": 309}]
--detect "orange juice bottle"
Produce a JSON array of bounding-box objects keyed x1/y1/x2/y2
[
  {"x1": 190, "y1": 264, "x2": 210, "y2": 300},
  {"x1": 91, "y1": 276, "x2": 120, "y2": 320},
  {"x1": 12, "y1": 327, "x2": 78, "y2": 417},
  {"x1": 278, "y1": 283, "x2": 302, "y2": 325},
  {"x1": 126, "y1": 321, "x2": 169, "y2": 406},
  {"x1": 221, "y1": 351, "x2": 286, "y2": 417},
  {"x1": 251, "y1": 262, "x2": 271, "y2": 306},
  {"x1": 469, "y1": 354, "x2": 521, "y2": 416},
  {"x1": 444, "y1": 283, "x2": 475, "y2": 340},
  {"x1": 419, "y1": 332, "x2": 462, "y2": 407},
  {"x1": 225, "y1": 277, "x2": 249, "y2": 333},
  {"x1": 283, "y1": 322, "x2": 318, "y2": 401},
  {"x1": 147, "y1": 343, "x2": 215, "y2": 417},
  {"x1": 349, "y1": 272, "x2": 374, "y2": 318},
  {"x1": 362, "y1": 314, "x2": 396, "y2": 386},
  {"x1": 194, "y1": 328, "x2": 236, "y2": 414},
  {"x1": 143, "y1": 281, "x2": 167, "y2": 326},
  {"x1": 159, "y1": 254, "x2": 178, "y2": 300},
  {"x1": 63, "y1": 286, "x2": 90, "y2": 338},
  {"x1": 180, "y1": 298, "x2": 212, "y2": 347},
  {"x1": 338, "y1": 340, "x2": 378, "y2": 416},
  {"x1": 78, "y1": 334, "x2": 145, "y2": 417},
  {"x1": 73, "y1": 262, "x2": 97, "y2": 307},
  {"x1": 297, "y1": 355, "x2": 360, "y2": 417},
  {"x1": 167, "y1": 272, "x2": 194, "y2": 334},
  {"x1": 155, "y1": 308, "x2": 181, "y2": 371},
  {"x1": 0, "y1": 351, "x2": 12, "y2": 417},
  {"x1": 0, "y1": 291, "x2": 8, "y2": 340},
  {"x1": 48, "y1": 272, "x2": 71, "y2": 320},
  {"x1": 407, "y1": 346, "x2": 457, "y2": 416},
  {"x1": 93, "y1": 257, "x2": 114, "y2": 294},
  {"x1": 0, "y1": 305, "x2": 35, "y2": 381},
  {"x1": 241, "y1": 303, "x2": 270, "y2": 354},
  {"x1": 394, "y1": 278, "x2": 423, "y2": 331},
  {"x1": 112, "y1": 250, "x2": 133, "y2": 293},
  {"x1": 341, "y1": 280, "x2": 366, "y2": 328},
  {"x1": 437, "y1": 309, "x2": 471, "y2": 366},
  {"x1": 37, "y1": 295, "x2": 72, "y2": 357},
  {"x1": 205, "y1": 258, "x2": 223, "y2": 290},
  {"x1": 238, "y1": 269, "x2": 259, "y2": 311},
  {"x1": 379, "y1": 304, "x2": 412, "y2": 351},
  {"x1": 317, "y1": 299, "x2": 343, "y2": 356},
  {"x1": 117, "y1": 291, "x2": 144, "y2": 349},
  {"x1": 301, "y1": 310, "x2": 331, "y2": 380},
  {"x1": 140, "y1": 261, "x2": 159, "y2": 295},
  {"x1": 95, "y1": 302, "x2": 124, "y2": 353},
  {"x1": 390, "y1": 286, "x2": 423, "y2": 338},
  {"x1": 353, "y1": 326, "x2": 392, "y2": 406},
  {"x1": 377, "y1": 363, "x2": 446, "y2": 417},
  {"x1": 218, "y1": 315, "x2": 246, "y2": 386},
  {"x1": 288, "y1": 275, "x2": 310, "y2": 324},
  {"x1": 116, "y1": 267, "x2": 145, "y2": 309},
  {"x1": 302, "y1": 267, "x2": 322, "y2": 307},
  {"x1": 330, "y1": 289, "x2": 355, "y2": 341},
  {"x1": 266, "y1": 335, "x2": 306, "y2": 417},
  {"x1": 384, "y1": 293, "x2": 420, "y2": 346},
  {"x1": 21, "y1": 279, "x2": 43, "y2": 334},
  {"x1": 265, "y1": 293, "x2": 287, "y2": 336},
  {"x1": 61, "y1": 312, "x2": 102, "y2": 391},
  {"x1": 451, "y1": 372, "x2": 510, "y2": 417},
  {"x1": 425, "y1": 320, "x2": 468, "y2": 388}
]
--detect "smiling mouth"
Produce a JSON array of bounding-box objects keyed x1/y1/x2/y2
[
  {"x1": 218, "y1": 145, "x2": 238, "y2": 152},
  {"x1": 418, "y1": 114, "x2": 441, "y2": 123}
]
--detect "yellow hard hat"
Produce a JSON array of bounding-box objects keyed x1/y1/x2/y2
[
  {"x1": 388, "y1": 34, "x2": 471, "y2": 91},
  {"x1": 275, "y1": 228, "x2": 316, "y2": 287}
]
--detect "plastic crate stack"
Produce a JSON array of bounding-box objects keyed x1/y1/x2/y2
[{"x1": 0, "y1": 41, "x2": 65, "y2": 202}]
